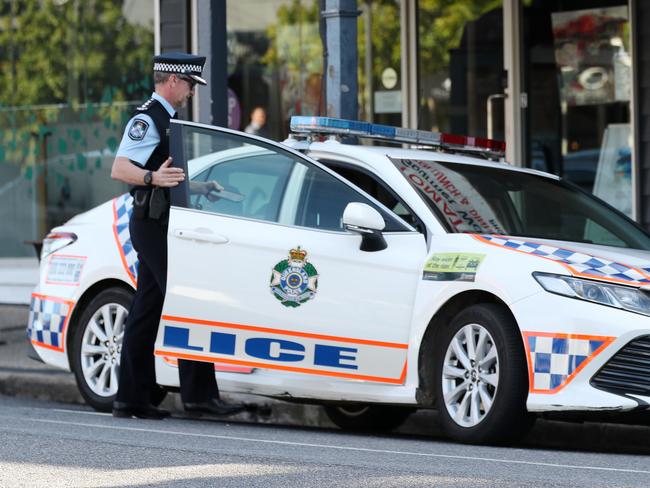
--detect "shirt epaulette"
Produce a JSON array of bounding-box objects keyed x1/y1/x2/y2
[{"x1": 136, "y1": 98, "x2": 156, "y2": 112}]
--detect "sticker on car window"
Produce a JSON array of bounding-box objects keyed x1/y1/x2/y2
[
  {"x1": 423, "y1": 253, "x2": 485, "y2": 282},
  {"x1": 390, "y1": 157, "x2": 507, "y2": 234},
  {"x1": 270, "y1": 247, "x2": 319, "y2": 307}
]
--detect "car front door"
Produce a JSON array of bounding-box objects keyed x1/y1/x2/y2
[{"x1": 155, "y1": 121, "x2": 427, "y2": 387}]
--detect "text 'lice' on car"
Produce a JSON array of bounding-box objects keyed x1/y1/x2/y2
[{"x1": 28, "y1": 116, "x2": 650, "y2": 444}]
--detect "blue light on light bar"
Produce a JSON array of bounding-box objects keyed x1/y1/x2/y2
[
  {"x1": 368, "y1": 123, "x2": 396, "y2": 138},
  {"x1": 291, "y1": 116, "x2": 370, "y2": 134}
]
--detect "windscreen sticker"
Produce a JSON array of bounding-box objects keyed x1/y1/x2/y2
[
  {"x1": 423, "y1": 253, "x2": 485, "y2": 282},
  {"x1": 270, "y1": 247, "x2": 319, "y2": 308},
  {"x1": 390, "y1": 157, "x2": 506, "y2": 234}
]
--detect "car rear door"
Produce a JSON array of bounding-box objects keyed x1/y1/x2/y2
[{"x1": 154, "y1": 121, "x2": 427, "y2": 386}]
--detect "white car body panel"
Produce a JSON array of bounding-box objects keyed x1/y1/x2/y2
[
  {"x1": 28, "y1": 121, "x2": 650, "y2": 417},
  {"x1": 155, "y1": 207, "x2": 426, "y2": 392}
]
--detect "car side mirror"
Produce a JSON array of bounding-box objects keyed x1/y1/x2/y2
[{"x1": 342, "y1": 202, "x2": 387, "y2": 252}]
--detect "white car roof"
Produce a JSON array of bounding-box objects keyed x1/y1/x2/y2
[{"x1": 295, "y1": 140, "x2": 560, "y2": 180}]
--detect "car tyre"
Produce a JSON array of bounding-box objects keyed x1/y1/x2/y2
[
  {"x1": 324, "y1": 404, "x2": 415, "y2": 432},
  {"x1": 433, "y1": 303, "x2": 533, "y2": 444},
  {"x1": 71, "y1": 287, "x2": 167, "y2": 411}
]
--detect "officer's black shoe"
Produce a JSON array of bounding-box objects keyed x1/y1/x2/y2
[
  {"x1": 183, "y1": 398, "x2": 245, "y2": 416},
  {"x1": 112, "y1": 402, "x2": 171, "y2": 420}
]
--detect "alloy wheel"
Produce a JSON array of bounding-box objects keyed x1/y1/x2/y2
[
  {"x1": 79, "y1": 303, "x2": 127, "y2": 397},
  {"x1": 441, "y1": 323, "x2": 499, "y2": 428}
]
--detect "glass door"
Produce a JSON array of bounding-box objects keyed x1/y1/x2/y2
[
  {"x1": 416, "y1": 1, "x2": 505, "y2": 141},
  {"x1": 521, "y1": 0, "x2": 632, "y2": 217}
]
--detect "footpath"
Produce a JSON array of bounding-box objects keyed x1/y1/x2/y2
[
  {"x1": 1, "y1": 259, "x2": 650, "y2": 452},
  {"x1": 0, "y1": 257, "x2": 39, "y2": 305}
]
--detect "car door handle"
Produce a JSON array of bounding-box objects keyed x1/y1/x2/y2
[{"x1": 173, "y1": 228, "x2": 229, "y2": 244}]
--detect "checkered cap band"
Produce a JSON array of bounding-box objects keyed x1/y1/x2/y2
[
  {"x1": 527, "y1": 334, "x2": 609, "y2": 392},
  {"x1": 479, "y1": 235, "x2": 650, "y2": 285},
  {"x1": 154, "y1": 62, "x2": 202, "y2": 74}
]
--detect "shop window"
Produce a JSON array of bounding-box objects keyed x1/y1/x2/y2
[
  {"x1": 226, "y1": 0, "x2": 323, "y2": 141},
  {"x1": 0, "y1": 0, "x2": 154, "y2": 256},
  {"x1": 417, "y1": 1, "x2": 504, "y2": 138},
  {"x1": 357, "y1": 0, "x2": 402, "y2": 127},
  {"x1": 524, "y1": 2, "x2": 632, "y2": 217}
]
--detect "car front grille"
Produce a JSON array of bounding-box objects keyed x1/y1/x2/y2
[{"x1": 591, "y1": 335, "x2": 650, "y2": 398}]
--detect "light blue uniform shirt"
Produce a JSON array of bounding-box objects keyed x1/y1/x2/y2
[{"x1": 116, "y1": 92, "x2": 176, "y2": 167}]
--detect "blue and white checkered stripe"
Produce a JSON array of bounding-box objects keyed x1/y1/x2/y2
[
  {"x1": 478, "y1": 235, "x2": 650, "y2": 285},
  {"x1": 113, "y1": 194, "x2": 139, "y2": 283},
  {"x1": 27, "y1": 295, "x2": 71, "y2": 350},
  {"x1": 527, "y1": 335, "x2": 609, "y2": 392}
]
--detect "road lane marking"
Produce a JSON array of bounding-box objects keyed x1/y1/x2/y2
[
  {"x1": 52, "y1": 409, "x2": 110, "y2": 416},
  {"x1": 5, "y1": 415, "x2": 650, "y2": 475}
]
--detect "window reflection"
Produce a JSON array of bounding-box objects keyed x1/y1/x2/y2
[
  {"x1": 227, "y1": 0, "x2": 323, "y2": 141},
  {"x1": 0, "y1": 0, "x2": 154, "y2": 256}
]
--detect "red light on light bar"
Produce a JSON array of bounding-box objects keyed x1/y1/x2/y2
[{"x1": 440, "y1": 133, "x2": 506, "y2": 152}]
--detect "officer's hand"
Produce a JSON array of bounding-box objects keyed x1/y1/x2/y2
[
  {"x1": 153, "y1": 157, "x2": 185, "y2": 187},
  {"x1": 205, "y1": 180, "x2": 224, "y2": 202}
]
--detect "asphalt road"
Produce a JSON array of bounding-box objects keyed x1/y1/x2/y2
[{"x1": 1, "y1": 396, "x2": 650, "y2": 488}]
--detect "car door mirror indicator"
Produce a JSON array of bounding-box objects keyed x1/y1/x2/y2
[{"x1": 342, "y1": 202, "x2": 387, "y2": 252}]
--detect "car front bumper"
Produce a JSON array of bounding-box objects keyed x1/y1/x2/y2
[{"x1": 512, "y1": 291, "x2": 650, "y2": 412}]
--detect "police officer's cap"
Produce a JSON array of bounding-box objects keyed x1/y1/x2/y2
[{"x1": 153, "y1": 52, "x2": 207, "y2": 86}]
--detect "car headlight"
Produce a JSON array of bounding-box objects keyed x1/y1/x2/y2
[
  {"x1": 533, "y1": 272, "x2": 650, "y2": 317},
  {"x1": 41, "y1": 232, "x2": 77, "y2": 260}
]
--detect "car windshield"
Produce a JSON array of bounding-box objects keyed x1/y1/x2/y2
[{"x1": 392, "y1": 157, "x2": 650, "y2": 250}]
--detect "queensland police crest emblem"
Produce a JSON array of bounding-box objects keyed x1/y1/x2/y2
[
  {"x1": 270, "y1": 247, "x2": 319, "y2": 308},
  {"x1": 128, "y1": 119, "x2": 149, "y2": 141}
]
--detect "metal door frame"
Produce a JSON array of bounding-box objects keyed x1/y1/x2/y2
[{"x1": 503, "y1": 0, "x2": 524, "y2": 166}]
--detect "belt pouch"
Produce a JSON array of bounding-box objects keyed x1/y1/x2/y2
[
  {"x1": 148, "y1": 187, "x2": 169, "y2": 220},
  {"x1": 132, "y1": 189, "x2": 150, "y2": 219}
]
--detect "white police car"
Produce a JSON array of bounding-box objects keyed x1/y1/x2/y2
[{"x1": 29, "y1": 116, "x2": 650, "y2": 444}]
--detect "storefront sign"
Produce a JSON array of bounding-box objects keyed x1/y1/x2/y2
[
  {"x1": 374, "y1": 90, "x2": 401, "y2": 114},
  {"x1": 551, "y1": 6, "x2": 629, "y2": 106},
  {"x1": 381, "y1": 68, "x2": 398, "y2": 89}
]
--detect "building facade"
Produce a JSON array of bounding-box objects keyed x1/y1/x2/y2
[{"x1": 0, "y1": 0, "x2": 645, "y2": 257}]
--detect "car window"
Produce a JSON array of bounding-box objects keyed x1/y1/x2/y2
[
  {"x1": 191, "y1": 154, "x2": 293, "y2": 221},
  {"x1": 179, "y1": 125, "x2": 410, "y2": 233},
  {"x1": 284, "y1": 161, "x2": 408, "y2": 232},
  {"x1": 318, "y1": 160, "x2": 425, "y2": 233},
  {"x1": 182, "y1": 127, "x2": 296, "y2": 223}
]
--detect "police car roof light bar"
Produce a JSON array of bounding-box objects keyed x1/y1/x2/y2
[{"x1": 289, "y1": 116, "x2": 506, "y2": 156}]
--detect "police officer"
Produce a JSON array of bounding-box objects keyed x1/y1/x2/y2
[{"x1": 110, "y1": 53, "x2": 244, "y2": 419}]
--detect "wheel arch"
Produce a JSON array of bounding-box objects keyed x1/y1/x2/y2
[
  {"x1": 65, "y1": 279, "x2": 134, "y2": 366},
  {"x1": 415, "y1": 290, "x2": 523, "y2": 407}
]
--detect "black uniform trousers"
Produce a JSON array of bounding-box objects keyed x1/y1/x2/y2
[{"x1": 116, "y1": 215, "x2": 219, "y2": 406}]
